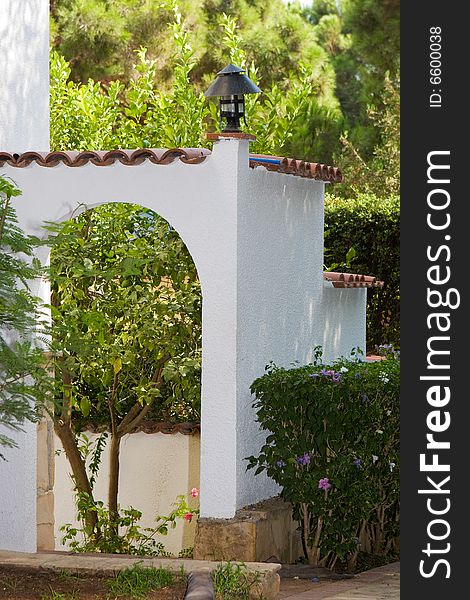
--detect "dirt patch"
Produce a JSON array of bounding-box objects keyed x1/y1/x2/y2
[{"x1": 0, "y1": 566, "x2": 186, "y2": 600}]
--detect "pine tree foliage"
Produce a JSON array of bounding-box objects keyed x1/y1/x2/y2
[{"x1": 0, "y1": 177, "x2": 50, "y2": 455}]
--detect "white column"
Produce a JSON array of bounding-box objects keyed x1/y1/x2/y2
[
  {"x1": 0, "y1": 0, "x2": 49, "y2": 552},
  {"x1": 198, "y1": 138, "x2": 246, "y2": 519}
]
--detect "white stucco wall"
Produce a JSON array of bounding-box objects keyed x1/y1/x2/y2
[
  {"x1": 234, "y1": 167, "x2": 366, "y2": 508},
  {"x1": 0, "y1": 0, "x2": 367, "y2": 553},
  {"x1": 2, "y1": 139, "x2": 367, "y2": 540},
  {"x1": 0, "y1": 0, "x2": 49, "y2": 553},
  {"x1": 54, "y1": 432, "x2": 200, "y2": 555},
  {"x1": 0, "y1": 0, "x2": 49, "y2": 151},
  {"x1": 3, "y1": 140, "x2": 244, "y2": 523},
  {"x1": 321, "y1": 285, "x2": 367, "y2": 363},
  {"x1": 0, "y1": 421, "x2": 37, "y2": 552}
]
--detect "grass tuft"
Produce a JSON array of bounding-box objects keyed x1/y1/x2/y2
[
  {"x1": 105, "y1": 563, "x2": 178, "y2": 598},
  {"x1": 213, "y1": 561, "x2": 262, "y2": 600}
]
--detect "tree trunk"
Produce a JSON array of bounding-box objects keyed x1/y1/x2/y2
[
  {"x1": 106, "y1": 356, "x2": 169, "y2": 537},
  {"x1": 108, "y1": 432, "x2": 121, "y2": 537},
  {"x1": 54, "y1": 419, "x2": 99, "y2": 535}
]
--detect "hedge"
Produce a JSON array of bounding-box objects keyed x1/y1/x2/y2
[{"x1": 324, "y1": 193, "x2": 400, "y2": 348}]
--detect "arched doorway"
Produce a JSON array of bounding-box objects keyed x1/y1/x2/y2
[{"x1": 41, "y1": 201, "x2": 201, "y2": 553}]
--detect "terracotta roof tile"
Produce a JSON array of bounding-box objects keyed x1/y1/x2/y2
[
  {"x1": 82, "y1": 421, "x2": 200, "y2": 435},
  {"x1": 0, "y1": 148, "x2": 342, "y2": 183},
  {"x1": 323, "y1": 272, "x2": 384, "y2": 288},
  {"x1": 0, "y1": 148, "x2": 210, "y2": 168},
  {"x1": 249, "y1": 154, "x2": 343, "y2": 183}
]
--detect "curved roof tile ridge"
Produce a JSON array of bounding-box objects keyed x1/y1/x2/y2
[
  {"x1": 0, "y1": 148, "x2": 342, "y2": 182},
  {"x1": 249, "y1": 153, "x2": 343, "y2": 183},
  {"x1": 323, "y1": 271, "x2": 384, "y2": 289},
  {"x1": 0, "y1": 148, "x2": 211, "y2": 168}
]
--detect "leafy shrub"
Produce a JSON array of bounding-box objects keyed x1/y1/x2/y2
[
  {"x1": 50, "y1": 6, "x2": 331, "y2": 159},
  {"x1": 247, "y1": 348, "x2": 399, "y2": 569},
  {"x1": 324, "y1": 193, "x2": 400, "y2": 348},
  {"x1": 61, "y1": 489, "x2": 199, "y2": 555}
]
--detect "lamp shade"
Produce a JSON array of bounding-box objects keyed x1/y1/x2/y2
[{"x1": 204, "y1": 64, "x2": 261, "y2": 98}]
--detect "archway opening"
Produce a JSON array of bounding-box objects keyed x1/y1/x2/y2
[{"x1": 43, "y1": 201, "x2": 202, "y2": 556}]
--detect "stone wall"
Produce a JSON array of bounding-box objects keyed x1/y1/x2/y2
[{"x1": 36, "y1": 418, "x2": 55, "y2": 550}]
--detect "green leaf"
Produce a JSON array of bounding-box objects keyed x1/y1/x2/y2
[
  {"x1": 345, "y1": 246, "x2": 356, "y2": 263},
  {"x1": 113, "y1": 357, "x2": 122, "y2": 375},
  {"x1": 80, "y1": 397, "x2": 91, "y2": 417}
]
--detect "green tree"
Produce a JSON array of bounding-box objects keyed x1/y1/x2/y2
[
  {"x1": 47, "y1": 0, "x2": 400, "y2": 545},
  {"x1": 47, "y1": 203, "x2": 201, "y2": 537},
  {"x1": 0, "y1": 177, "x2": 50, "y2": 457},
  {"x1": 51, "y1": 0, "x2": 335, "y2": 89},
  {"x1": 304, "y1": 0, "x2": 400, "y2": 160},
  {"x1": 50, "y1": 4, "x2": 337, "y2": 160},
  {"x1": 336, "y1": 75, "x2": 400, "y2": 198},
  {"x1": 50, "y1": 0, "x2": 173, "y2": 82},
  {"x1": 51, "y1": 0, "x2": 343, "y2": 162}
]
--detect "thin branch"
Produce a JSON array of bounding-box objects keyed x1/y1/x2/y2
[
  {"x1": 118, "y1": 355, "x2": 170, "y2": 436},
  {"x1": 108, "y1": 370, "x2": 119, "y2": 436}
]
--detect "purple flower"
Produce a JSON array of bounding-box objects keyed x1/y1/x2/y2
[
  {"x1": 361, "y1": 394, "x2": 369, "y2": 403},
  {"x1": 355, "y1": 372, "x2": 362, "y2": 379},
  {"x1": 332, "y1": 373, "x2": 341, "y2": 383},
  {"x1": 276, "y1": 460, "x2": 286, "y2": 468},
  {"x1": 354, "y1": 458, "x2": 361, "y2": 468},
  {"x1": 309, "y1": 373, "x2": 320, "y2": 379},
  {"x1": 296, "y1": 452, "x2": 311, "y2": 466},
  {"x1": 318, "y1": 478, "x2": 331, "y2": 491}
]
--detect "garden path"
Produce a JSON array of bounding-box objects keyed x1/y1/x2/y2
[{"x1": 279, "y1": 562, "x2": 400, "y2": 600}]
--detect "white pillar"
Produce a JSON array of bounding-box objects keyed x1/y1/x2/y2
[
  {"x1": 0, "y1": 0, "x2": 49, "y2": 552},
  {"x1": 198, "y1": 138, "x2": 245, "y2": 518}
]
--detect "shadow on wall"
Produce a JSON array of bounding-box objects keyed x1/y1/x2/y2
[
  {"x1": 238, "y1": 171, "x2": 365, "y2": 383},
  {"x1": 235, "y1": 169, "x2": 367, "y2": 506},
  {"x1": 0, "y1": 0, "x2": 49, "y2": 150}
]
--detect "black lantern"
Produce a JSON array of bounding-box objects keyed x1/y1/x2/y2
[{"x1": 204, "y1": 64, "x2": 261, "y2": 132}]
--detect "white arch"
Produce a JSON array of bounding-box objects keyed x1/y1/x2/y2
[{"x1": 1, "y1": 139, "x2": 367, "y2": 553}]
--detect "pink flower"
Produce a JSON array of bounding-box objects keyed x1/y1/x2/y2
[
  {"x1": 190, "y1": 487, "x2": 199, "y2": 498},
  {"x1": 318, "y1": 478, "x2": 332, "y2": 491},
  {"x1": 184, "y1": 512, "x2": 193, "y2": 522}
]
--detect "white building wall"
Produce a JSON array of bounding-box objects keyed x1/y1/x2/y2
[
  {"x1": 0, "y1": 0, "x2": 368, "y2": 551},
  {"x1": 0, "y1": 421, "x2": 37, "y2": 552},
  {"x1": 320, "y1": 286, "x2": 367, "y2": 364},
  {"x1": 0, "y1": 0, "x2": 49, "y2": 151},
  {"x1": 0, "y1": 0, "x2": 49, "y2": 553}
]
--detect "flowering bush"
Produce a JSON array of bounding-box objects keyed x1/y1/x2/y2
[{"x1": 247, "y1": 347, "x2": 399, "y2": 570}]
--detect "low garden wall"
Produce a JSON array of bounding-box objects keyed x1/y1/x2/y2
[{"x1": 50, "y1": 430, "x2": 200, "y2": 556}]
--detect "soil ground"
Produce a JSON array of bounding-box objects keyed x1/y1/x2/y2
[{"x1": 0, "y1": 566, "x2": 186, "y2": 600}]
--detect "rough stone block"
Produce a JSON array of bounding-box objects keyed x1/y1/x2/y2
[
  {"x1": 37, "y1": 491, "x2": 55, "y2": 551},
  {"x1": 194, "y1": 496, "x2": 302, "y2": 563},
  {"x1": 249, "y1": 569, "x2": 280, "y2": 600}
]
